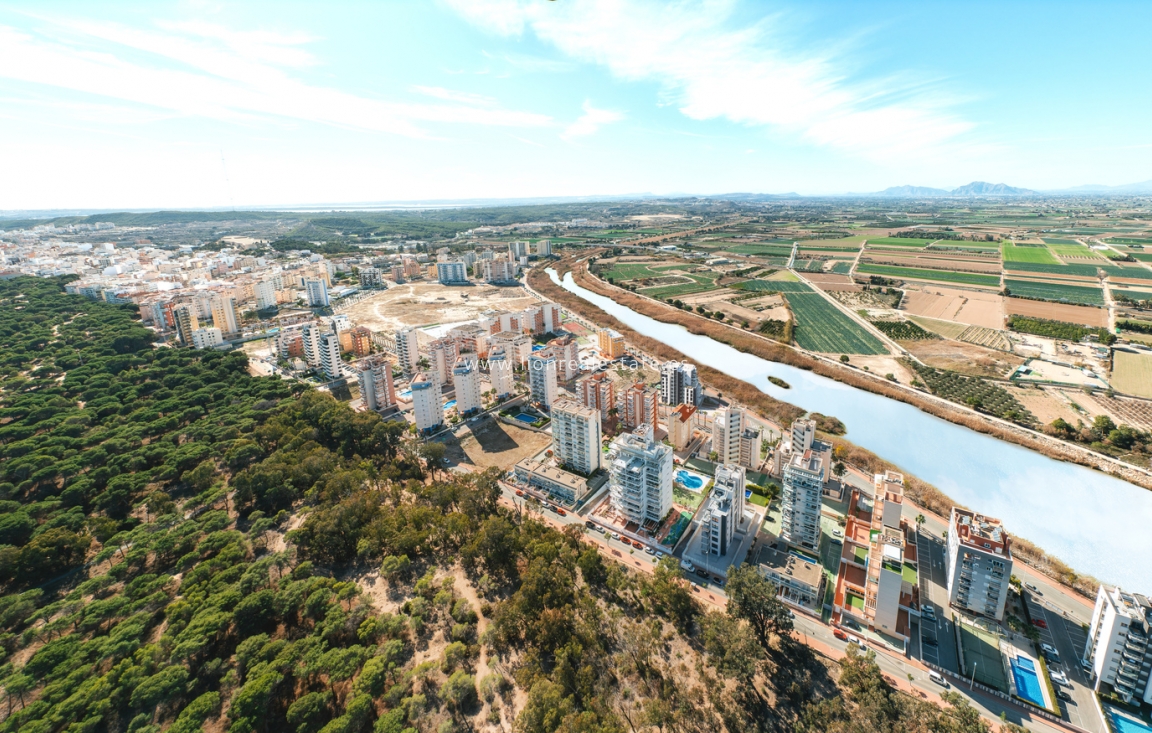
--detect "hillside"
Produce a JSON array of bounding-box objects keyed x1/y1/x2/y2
[{"x1": 0, "y1": 277, "x2": 1020, "y2": 733}]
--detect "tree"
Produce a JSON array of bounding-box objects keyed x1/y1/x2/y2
[
  {"x1": 380, "y1": 554, "x2": 412, "y2": 581},
  {"x1": 286, "y1": 691, "x2": 332, "y2": 733},
  {"x1": 441, "y1": 670, "x2": 476, "y2": 713},
  {"x1": 420, "y1": 442, "x2": 446, "y2": 477},
  {"x1": 725, "y1": 564, "x2": 793, "y2": 653}
]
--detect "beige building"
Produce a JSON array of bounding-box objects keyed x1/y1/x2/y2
[
  {"x1": 597, "y1": 328, "x2": 625, "y2": 359},
  {"x1": 551, "y1": 399, "x2": 602, "y2": 476},
  {"x1": 618, "y1": 382, "x2": 658, "y2": 430},
  {"x1": 668, "y1": 403, "x2": 697, "y2": 450},
  {"x1": 577, "y1": 372, "x2": 615, "y2": 420}
]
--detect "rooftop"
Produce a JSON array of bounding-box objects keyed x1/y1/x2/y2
[
  {"x1": 552, "y1": 399, "x2": 598, "y2": 419},
  {"x1": 757, "y1": 543, "x2": 824, "y2": 588},
  {"x1": 951, "y1": 507, "x2": 1011, "y2": 556},
  {"x1": 672, "y1": 403, "x2": 697, "y2": 424},
  {"x1": 514, "y1": 460, "x2": 587, "y2": 494}
]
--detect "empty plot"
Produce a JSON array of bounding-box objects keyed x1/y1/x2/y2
[
  {"x1": 856, "y1": 263, "x2": 1001, "y2": 287},
  {"x1": 786, "y1": 293, "x2": 888, "y2": 354},
  {"x1": 1111, "y1": 351, "x2": 1152, "y2": 398},
  {"x1": 902, "y1": 287, "x2": 1005, "y2": 329},
  {"x1": 1004, "y1": 279, "x2": 1105, "y2": 307},
  {"x1": 1002, "y1": 242, "x2": 1060, "y2": 264},
  {"x1": 1005, "y1": 298, "x2": 1109, "y2": 327}
]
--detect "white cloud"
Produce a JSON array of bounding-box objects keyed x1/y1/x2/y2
[
  {"x1": 446, "y1": 0, "x2": 976, "y2": 160},
  {"x1": 412, "y1": 86, "x2": 497, "y2": 107},
  {"x1": 563, "y1": 102, "x2": 623, "y2": 139},
  {"x1": 0, "y1": 18, "x2": 552, "y2": 138}
]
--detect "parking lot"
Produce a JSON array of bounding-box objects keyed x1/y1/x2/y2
[
  {"x1": 1023, "y1": 590, "x2": 1101, "y2": 732},
  {"x1": 916, "y1": 530, "x2": 961, "y2": 674}
]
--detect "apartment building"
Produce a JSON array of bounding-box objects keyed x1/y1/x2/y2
[
  {"x1": 577, "y1": 372, "x2": 615, "y2": 420},
  {"x1": 305, "y1": 278, "x2": 330, "y2": 307},
  {"x1": 551, "y1": 399, "x2": 602, "y2": 476},
  {"x1": 548, "y1": 335, "x2": 579, "y2": 381},
  {"x1": 773, "y1": 417, "x2": 817, "y2": 475},
  {"x1": 411, "y1": 372, "x2": 443, "y2": 434},
  {"x1": 739, "y1": 426, "x2": 763, "y2": 472},
  {"x1": 173, "y1": 304, "x2": 199, "y2": 346},
  {"x1": 597, "y1": 328, "x2": 626, "y2": 359},
  {"x1": 527, "y1": 350, "x2": 559, "y2": 407},
  {"x1": 350, "y1": 326, "x2": 373, "y2": 358},
  {"x1": 1084, "y1": 585, "x2": 1152, "y2": 704},
  {"x1": 702, "y1": 464, "x2": 746, "y2": 557},
  {"x1": 254, "y1": 279, "x2": 277, "y2": 310},
  {"x1": 669, "y1": 404, "x2": 697, "y2": 450},
  {"x1": 437, "y1": 260, "x2": 468, "y2": 285},
  {"x1": 357, "y1": 355, "x2": 397, "y2": 412},
  {"x1": 210, "y1": 295, "x2": 239, "y2": 335},
  {"x1": 395, "y1": 327, "x2": 420, "y2": 372},
  {"x1": 618, "y1": 382, "x2": 659, "y2": 430},
  {"x1": 481, "y1": 258, "x2": 518, "y2": 284},
  {"x1": 191, "y1": 327, "x2": 223, "y2": 350},
  {"x1": 607, "y1": 424, "x2": 673, "y2": 528},
  {"x1": 429, "y1": 337, "x2": 458, "y2": 387},
  {"x1": 318, "y1": 331, "x2": 344, "y2": 380},
  {"x1": 489, "y1": 331, "x2": 532, "y2": 365},
  {"x1": 535, "y1": 239, "x2": 552, "y2": 257},
  {"x1": 508, "y1": 241, "x2": 529, "y2": 260},
  {"x1": 358, "y1": 266, "x2": 384, "y2": 289},
  {"x1": 660, "y1": 361, "x2": 701, "y2": 406},
  {"x1": 756, "y1": 542, "x2": 827, "y2": 612},
  {"x1": 712, "y1": 406, "x2": 744, "y2": 465},
  {"x1": 452, "y1": 358, "x2": 482, "y2": 416},
  {"x1": 512, "y1": 460, "x2": 589, "y2": 504},
  {"x1": 946, "y1": 508, "x2": 1012, "y2": 621},
  {"x1": 780, "y1": 444, "x2": 828, "y2": 551},
  {"x1": 488, "y1": 347, "x2": 515, "y2": 399},
  {"x1": 301, "y1": 323, "x2": 324, "y2": 369},
  {"x1": 541, "y1": 303, "x2": 561, "y2": 334}
]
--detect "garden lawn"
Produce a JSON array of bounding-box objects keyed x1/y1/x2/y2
[
  {"x1": 787, "y1": 292, "x2": 888, "y2": 354},
  {"x1": 855, "y1": 263, "x2": 1001, "y2": 287}
]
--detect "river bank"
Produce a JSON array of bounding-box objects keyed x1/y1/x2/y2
[
  {"x1": 564, "y1": 255, "x2": 1152, "y2": 493},
  {"x1": 528, "y1": 259, "x2": 1137, "y2": 596}
]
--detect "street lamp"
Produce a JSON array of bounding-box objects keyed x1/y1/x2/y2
[{"x1": 969, "y1": 661, "x2": 978, "y2": 690}]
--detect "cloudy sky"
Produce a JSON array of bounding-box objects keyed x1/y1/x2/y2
[{"x1": 1, "y1": 0, "x2": 1150, "y2": 209}]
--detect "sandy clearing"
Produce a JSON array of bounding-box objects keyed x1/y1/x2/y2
[
  {"x1": 342, "y1": 281, "x2": 538, "y2": 333},
  {"x1": 904, "y1": 338, "x2": 1024, "y2": 378},
  {"x1": 902, "y1": 286, "x2": 1004, "y2": 328},
  {"x1": 442, "y1": 415, "x2": 552, "y2": 470},
  {"x1": 1005, "y1": 298, "x2": 1109, "y2": 327}
]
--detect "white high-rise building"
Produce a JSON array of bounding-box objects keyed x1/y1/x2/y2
[
  {"x1": 607, "y1": 424, "x2": 673, "y2": 527},
  {"x1": 792, "y1": 418, "x2": 816, "y2": 453},
  {"x1": 781, "y1": 445, "x2": 827, "y2": 550},
  {"x1": 452, "y1": 358, "x2": 482, "y2": 415},
  {"x1": 740, "y1": 426, "x2": 763, "y2": 471},
  {"x1": 319, "y1": 331, "x2": 344, "y2": 380},
  {"x1": 395, "y1": 327, "x2": 420, "y2": 372},
  {"x1": 411, "y1": 372, "x2": 443, "y2": 434},
  {"x1": 508, "y1": 241, "x2": 529, "y2": 260},
  {"x1": 357, "y1": 356, "x2": 396, "y2": 412},
  {"x1": 703, "y1": 465, "x2": 746, "y2": 557},
  {"x1": 548, "y1": 335, "x2": 579, "y2": 381},
  {"x1": 1084, "y1": 585, "x2": 1152, "y2": 704},
  {"x1": 305, "y1": 278, "x2": 330, "y2": 307},
  {"x1": 541, "y1": 302, "x2": 561, "y2": 334},
  {"x1": 660, "y1": 361, "x2": 701, "y2": 406},
  {"x1": 528, "y1": 350, "x2": 558, "y2": 407},
  {"x1": 254, "y1": 279, "x2": 277, "y2": 310},
  {"x1": 191, "y1": 327, "x2": 224, "y2": 350},
  {"x1": 488, "y1": 347, "x2": 515, "y2": 399},
  {"x1": 712, "y1": 406, "x2": 744, "y2": 465},
  {"x1": 301, "y1": 323, "x2": 324, "y2": 368},
  {"x1": 945, "y1": 508, "x2": 1012, "y2": 621},
  {"x1": 437, "y1": 261, "x2": 468, "y2": 285},
  {"x1": 358, "y1": 267, "x2": 384, "y2": 289},
  {"x1": 210, "y1": 296, "x2": 239, "y2": 335},
  {"x1": 429, "y1": 338, "x2": 458, "y2": 387},
  {"x1": 535, "y1": 239, "x2": 553, "y2": 257},
  {"x1": 551, "y1": 400, "x2": 602, "y2": 476}
]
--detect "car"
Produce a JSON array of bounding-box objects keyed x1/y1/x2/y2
[
  {"x1": 1056, "y1": 689, "x2": 1073, "y2": 702},
  {"x1": 546, "y1": 505, "x2": 557, "y2": 513},
  {"x1": 929, "y1": 671, "x2": 949, "y2": 688},
  {"x1": 1025, "y1": 583, "x2": 1041, "y2": 595},
  {"x1": 1032, "y1": 618, "x2": 1048, "y2": 629},
  {"x1": 1080, "y1": 659, "x2": 1094, "y2": 672},
  {"x1": 922, "y1": 605, "x2": 936, "y2": 618},
  {"x1": 656, "y1": 552, "x2": 665, "y2": 560},
  {"x1": 644, "y1": 546, "x2": 655, "y2": 555},
  {"x1": 833, "y1": 628, "x2": 848, "y2": 641},
  {"x1": 1050, "y1": 671, "x2": 1070, "y2": 687},
  {"x1": 681, "y1": 560, "x2": 696, "y2": 573},
  {"x1": 556, "y1": 508, "x2": 567, "y2": 517},
  {"x1": 611, "y1": 532, "x2": 621, "y2": 541},
  {"x1": 1040, "y1": 643, "x2": 1058, "y2": 655},
  {"x1": 585, "y1": 521, "x2": 596, "y2": 529},
  {"x1": 832, "y1": 529, "x2": 843, "y2": 538},
  {"x1": 695, "y1": 568, "x2": 709, "y2": 578}
]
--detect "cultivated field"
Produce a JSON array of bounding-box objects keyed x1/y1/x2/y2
[
  {"x1": 958, "y1": 326, "x2": 1012, "y2": 351},
  {"x1": 1003, "y1": 279, "x2": 1105, "y2": 307},
  {"x1": 901, "y1": 286, "x2": 1005, "y2": 328},
  {"x1": 1111, "y1": 351, "x2": 1152, "y2": 398},
  {"x1": 639, "y1": 270, "x2": 720, "y2": 298},
  {"x1": 1005, "y1": 298, "x2": 1110, "y2": 327},
  {"x1": 786, "y1": 292, "x2": 888, "y2": 354},
  {"x1": 733, "y1": 279, "x2": 813, "y2": 293},
  {"x1": 906, "y1": 315, "x2": 969, "y2": 339},
  {"x1": 1004, "y1": 261, "x2": 1101, "y2": 278},
  {"x1": 342, "y1": 281, "x2": 537, "y2": 332},
  {"x1": 1002, "y1": 242, "x2": 1060, "y2": 264},
  {"x1": 604, "y1": 261, "x2": 692, "y2": 280},
  {"x1": 828, "y1": 260, "x2": 855, "y2": 274},
  {"x1": 856, "y1": 263, "x2": 1001, "y2": 287},
  {"x1": 866, "y1": 237, "x2": 935, "y2": 248}
]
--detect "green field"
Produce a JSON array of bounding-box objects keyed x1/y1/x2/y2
[
  {"x1": 1042, "y1": 238, "x2": 1080, "y2": 245},
  {"x1": 732, "y1": 279, "x2": 813, "y2": 293},
  {"x1": 870, "y1": 319, "x2": 937, "y2": 340},
  {"x1": 1130, "y1": 253, "x2": 1152, "y2": 262},
  {"x1": 726, "y1": 244, "x2": 795, "y2": 256},
  {"x1": 639, "y1": 271, "x2": 719, "y2": 298},
  {"x1": 793, "y1": 259, "x2": 827, "y2": 272},
  {"x1": 1003, "y1": 261, "x2": 1101, "y2": 277},
  {"x1": 787, "y1": 293, "x2": 887, "y2": 354},
  {"x1": 1048, "y1": 242, "x2": 1101, "y2": 258},
  {"x1": 797, "y1": 236, "x2": 866, "y2": 249},
  {"x1": 604, "y1": 262, "x2": 693, "y2": 280},
  {"x1": 927, "y1": 242, "x2": 999, "y2": 252},
  {"x1": 1004, "y1": 278, "x2": 1105, "y2": 306},
  {"x1": 855, "y1": 263, "x2": 1001, "y2": 287},
  {"x1": 828, "y1": 260, "x2": 855, "y2": 274},
  {"x1": 1002, "y1": 242, "x2": 1060, "y2": 264},
  {"x1": 1107, "y1": 238, "x2": 1152, "y2": 245},
  {"x1": 1101, "y1": 265, "x2": 1152, "y2": 281},
  {"x1": 866, "y1": 237, "x2": 936, "y2": 248}
]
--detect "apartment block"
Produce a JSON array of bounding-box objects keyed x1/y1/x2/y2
[
  {"x1": 429, "y1": 337, "x2": 458, "y2": 387},
  {"x1": 358, "y1": 266, "x2": 384, "y2": 289},
  {"x1": 660, "y1": 361, "x2": 701, "y2": 406},
  {"x1": 489, "y1": 331, "x2": 532, "y2": 365},
  {"x1": 210, "y1": 295, "x2": 239, "y2": 335},
  {"x1": 548, "y1": 334, "x2": 579, "y2": 381},
  {"x1": 703, "y1": 464, "x2": 746, "y2": 557},
  {"x1": 191, "y1": 327, "x2": 223, "y2": 350},
  {"x1": 411, "y1": 372, "x2": 443, "y2": 434},
  {"x1": 773, "y1": 417, "x2": 817, "y2": 475},
  {"x1": 301, "y1": 323, "x2": 324, "y2": 368},
  {"x1": 395, "y1": 327, "x2": 420, "y2": 372},
  {"x1": 357, "y1": 355, "x2": 397, "y2": 412},
  {"x1": 618, "y1": 382, "x2": 659, "y2": 430},
  {"x1": 173, "y1": 304, "x2": 199, "y2": 346},
  {"x1": 577, "y1": 372, "x2": 615, "y2": 420},
  {"x1": 527, "y1": 350, "x2": 559, "y2": 407},
  {"x1": 437, "y1": 260, "x2": 468, "y2": 285},
  {"x1": 350, "y1": 326, "x2": 373, "y2": 358},
  {"x1": 607, "y1": 424, "x2": 673, "y2": 528},
  {"x1": 481, "y1": 258, "x2": 518, "y2": 284},
  {"x1": 488, "y1": 347, "x2": 515, "y2": 399},
  {"x1": 712, "y1": 406, "x2": 744, "y2": 465},
  {"x1": 739, "y1": 426, "x2": 763, "y2": 472},
  {"x1": 551, "y1": 399, "x2": 602, "y2": 476},
  {"x1": 597, "y1": 328, "x2": 625, "y2": 359},
  {"x1": 254, "y1": 279, "x2": 277, "y2": 310},
  {"x1": 452, "y1": 358, "x2": 482, "y2": 415},
  {"x1": 1084, "y1": 585, "x2": 1152, "y2": 704},
  {"x1": 508, "y1": 241, "x2": 529, "y2": 260},
  {"x1": 513, "y1": 460, "x2": 589, "y2": 504},
  {"x1": 946, "y1": 508, "x2": 1012, "y2": 621},
  {"x1": 780, "y1": 445, "x2": 828, "y2": 551},
  {"x1": 669, "y1": 404, "x2": 697, "y2": 449},
  {"x1": 305, "y1": 278, "x2": 330, "y2": 307},
  {"x1": 318, "y1": 331, "x2": 344, "y2": 380}
]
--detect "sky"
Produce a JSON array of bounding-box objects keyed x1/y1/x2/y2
[{"x1": 1, "y1": 0, "x2": 1150, "y2": 209}]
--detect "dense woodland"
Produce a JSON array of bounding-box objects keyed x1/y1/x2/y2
[{"x1": 0, "y1": 277, "x2": 1026, "y2": 732}]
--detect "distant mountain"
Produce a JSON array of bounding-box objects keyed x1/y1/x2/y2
[
  {"x1": 866, "y1": 181, "x2": 1037, "y2": 197},
  {"x1": 1050, "y1": 180, "x2": 1152, "y2": 194},
  {"x1": 875, "y1": 185, "x2": 951, "y2": 197}
]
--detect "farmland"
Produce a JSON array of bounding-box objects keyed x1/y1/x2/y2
[
  {"x1": 828, "y1": 260, "x2": 855, "y2": 274},
  {"x1": 786, "y1": 292, "x2": 888, "y2": 354},
  {"x1": 1048, "y1": 242, "x2": 1101, "y2": 258},
  {"x1": 1002, "y1": 241, "x2": 1060, "y2": 264},
  {"x1": 855, "y1": 263, "x2": 1001, "y2": 287},
  {"x1": 912, "y1": 364, "x2": 1036, "y2": 423},
  {"x1": 725, "y1": 243, "x2": 795, "y2": 256},
  {"x1": 870, "y1": 319, "x2": 937, "y2": 340},
  {"x1": 1007, "y1": 315, "x2": 1114, "y2": 343},
  {"x1": 1003, "y1": 260, "x2": 1101, "y2": 277},
  {"x1": 1112, "y1": 351, "x2": 1152, "y2": 399},
  {"x1": 732, "y1": 279, "x2": 813, "y2": 293},
  {"x1": 867, "y1": 237, "x2": 935, "y2": 248},
  {"x1": 604, "y1": 261, "x2": 693, "y2": 280},
  {"x1": 639, "y1": 271, "x2": 720, "y2": 298},
  {"x1": 1003, "y1": 278, "x2": 1106, "y2": 307}
]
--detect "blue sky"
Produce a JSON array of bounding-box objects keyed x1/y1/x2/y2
[{"x1": 1, "y1": 0, "x2": 1149, "y2": 209}]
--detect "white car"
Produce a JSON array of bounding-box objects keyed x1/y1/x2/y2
[
  {"x1": 832, "y1": 528, "x2": 844, "y2": 538},
  {"x1": 1040, "y1": 643, "x2": 1058, "y2": 656},
  {"x1": 1050, "y1": 671, "x2": 1070, "y2": 687},
  {"x1": 929, "y1": 671, "x2": 949, "y2": 688},
  {"x1": 681, "y1": 560, "x2": 696, "y2": 573}
]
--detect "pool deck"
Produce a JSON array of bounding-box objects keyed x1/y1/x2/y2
[{"x1": 1004, "y1": 646, "x2": 1054, "y2": 713}]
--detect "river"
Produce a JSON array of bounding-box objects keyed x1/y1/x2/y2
[{"x1": 550, "y1": 269, "x2": 1152, "y2": 590}]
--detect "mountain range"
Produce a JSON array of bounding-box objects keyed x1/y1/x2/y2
[{"x1": 869, "y1": 179, "x2": 1152, "y2": 197}]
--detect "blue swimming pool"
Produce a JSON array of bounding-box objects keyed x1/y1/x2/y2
[
  {"x1": 443, "y1": 400, "x2": 456, "y2": 409},
  {"x1": 1109, "y1": 708, "x2": 1152, "y2": 733},
  {"x1": 675, "y1": 470, "x2": 704, "y2": 490},
  {"x1": 398, "y1": 389, "x2": 412, "y2": 398},
  {"x1": 1010, "y1": 657, "x2": 1045, "y2": 708},
  {"x1": 514, "y1": 414, "x2": 537, "y2": 424}
]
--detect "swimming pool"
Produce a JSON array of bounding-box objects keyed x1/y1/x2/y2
[
  {"x1": 1010, "y1": 657, "x2": 1045, "y2": 708},
  {"x1": 675, "y1": 470, "x2": 705, "y2": 490},
  {"x1": 1109, "y1": 708, "x2": 1152, "y2": 733},
  {"x1": 514, "y1": 414, "x2": 537, "y2": 424},
  {"x1": 398, "y1": 389, "x2": 412, "y2": 399},
  {"x1": 443, "y1": 400, "x2": 456, "y2": 409}
]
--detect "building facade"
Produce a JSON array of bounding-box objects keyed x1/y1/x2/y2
[
  {"x1": 577, "y1": 372, "x2": 615, "y2": 420},
  {"x1": 597, "y1": 328, "x2": 625, "y2": 359},
  {"x1": 781, "y1": 447, "x2": 827, "y2": 550},
  {"x1": 395, "y1": 327, "x2": 420, "y2": 372},
  {"x1": 437, "y1": 261, "x2": 468, "y2": 285},
  {"x1": 305, "y1": 278, "x2": 330, "y2": 307},
  {"x1": 210, "y1": 295, "x2": 239, "y2": 335},
  {"x1": 173, "y1": 304, "x2": 199, "y2": 346},
  {"x1": 452, "y1": 358, "x2": 482, "y2": 415},
  {"x1": 527, "y1": 351, "x2": 558, "y2": 407},
  {"x1": 319, "y1": 331, "x2": 343, "y2": 380},
  {"x1": 411, "y1": 372, "x2": 443, "y2": 433},
  {"x1": 669, "y1": 404, "x2": 696, "y2": 449},
  {"x1": 551, "y1": 399, "x2": 602, "y2": 476},
  {"x1": 357, "y1": 356, "x2": 397, "y2": 412},
  {"x1": 945, "y1": 508, "x2": 1012, "y2": 620},
  {"x1": 548, "y1": 335, "x2": 579, "y2": 381},
  {"x1": 488, "y1": 347, "x2": 515, "y2": 399},
  {"x1": 618, "y1": 382, "x2": 658, "y2": 430},
  {"x1": 191, "y1": 327, "x2": 223, "y2": 350},
  {"x1": 1084, "y1": 585, "x2": 1152, "y2": 704},
  {"x1": 703, "y1": 464, "x2": 746, "y2": 557},
  {"x1": 607, "y1": 425, "x2": 673, "y2": 528},
  {"x1": 660, "y1": 361, "x2": 701, "y2": 406},
  {"x1": 712, "y1": 406, "x2": 744, "y2": 465}
]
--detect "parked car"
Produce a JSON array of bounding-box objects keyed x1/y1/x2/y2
[
  {"x1": 923, "y1": 637, "x2": 938, "y2": 647},
  {"x1": 611, "y1": 532, "x2": 621, "y2": 541},
  {"x1": 1032, "y1": 618, "x2": 1048, "y2": 629},
  {"x1": 1050, "y1": 671, "x2": 1070, "y2": 687},
  {"x1": 832, "y1": 528, "x2": 843, "y2": 538},
  {"x1": 584, "y1": 521, "x2": 596, "y2": 529},
  {"x1": 929, "y1": 671, "x2": 949, "y2": 688},
  {"x1": 833, "y1": 628, "x2": 848, "y2": 641},
  {"x1": 681, "y1": 560, "x2": 696, "y2": 573},
  {"x1": 644, "y1": 546, "x2": 655, "y2": 555},
  {"x1": 1056, "y1": 689, "x2": 1073, "y2": 703},
  {"x1": 1040, "y1": 643, "x2": 1058, "y2": 656},
  {"x1": 922, "y1": 605, "x2": 936, "y2": 619},
  {"x1": 694, "y1": 568, "x2": 709, "y2": 578}
]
